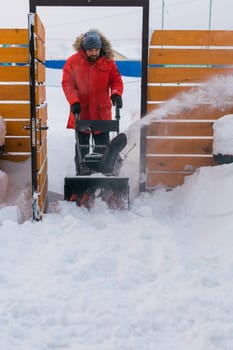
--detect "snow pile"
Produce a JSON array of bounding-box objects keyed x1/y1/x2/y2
[
  {"x1": 213, "y1": 114, "x2": 233, "y2": 155},
  {"x1": 0, "y1": 162, "x2": 233, "y2": 350},
  {"x1": 0, "y1": 159, "x2": 32, "y2": 223}
]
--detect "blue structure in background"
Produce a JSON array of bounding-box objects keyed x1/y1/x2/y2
[{"x1": 45, "y1": 60, "x2": 141, "y2": 77}]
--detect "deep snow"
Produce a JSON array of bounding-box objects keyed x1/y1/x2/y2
[{"x1": 0, "y1": 67, "x2": 233, "y2": 349}]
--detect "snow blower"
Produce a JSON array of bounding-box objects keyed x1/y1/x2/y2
[{"x1": 64, "y1": 106, "x2": 129, "y2": 209}]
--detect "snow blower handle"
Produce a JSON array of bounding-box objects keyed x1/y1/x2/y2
[
  {"x1": 74, "y1": 113, "x2": 91, "y2": 176},
  {"x1": 75, "y1": 112, "x2": 80, "y2": 127},
  {"x1": 115, "y1": 106, "x2": 120, "y2": 121}
]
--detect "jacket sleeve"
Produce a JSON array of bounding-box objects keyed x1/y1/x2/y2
[
  {"x1": 109, "y1": 61, "x2": 124, "y2": 97},
  {"x1": 61, "y1": 60, "x2": 80, "y2": 106}
]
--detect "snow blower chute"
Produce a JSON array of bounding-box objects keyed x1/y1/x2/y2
[{"x1": 64, "y1": 106, "x2": 129, "y2": 209}]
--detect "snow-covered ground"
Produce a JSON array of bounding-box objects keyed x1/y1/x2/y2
[{"x1": 1, "y1": 67, "x2": 233, "y2": 349}]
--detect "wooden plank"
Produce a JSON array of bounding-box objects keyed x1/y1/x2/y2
[
  {"x1": 0, "y1": 85, "x2": 29, "y2": 101},
  {"x1": 146, "y1": 103, "x2": 233, "y2": 118},
  {"x1": 146, "y1": 155, "x2": 215, "y2": 171},
  {"x1": 149, "y1": 48, "x2": 233, "y2": 65},
  {"x1": 35, "y1": 37, "x2": 45, "y2": 62},
  {"x1": 145, "y1": 29, "x2": 233, "y2": 191},
  {"x1": 36, "y1": 85, "x2": 46, "y2": 105},
  {"x1": 0, "y1": 47, "x2": 29, "y2": 63},
  {"x1": 0, "y1": 103, "x2": 30, "y2": 118},
  {"x1": 5, "y1": 120, "x2": 30, "y2": 136},
  {"x1": 146, "y1": 121, "x2": 214, "y2": 137},
  {"x1": 146, "y1": 138, "x2": 213, "y2": 155},
  {"x1": 150, "y1": 30, "x2": 233, "y2": 47},
  {"x1": 1, "y1": 154, "x2": 30, "y2": 162},
  {"x1": 4, "y1": 137, "x2": 30, "y2": 152},
  {"x1": 148, "y1": 67, "x2": 233, "y2": 84},
  {"x1": 37, "y1": 104, "x2": 47, "y2": 123},
  {"x1": 35, "y1": 14, "x2": 45, "y2": 43},
  {"x1": 36, "y1": 61, "x2": 46, "y2": 83},
  {"x1": 0, "y1": 29, "x2": 28, "y2": 44},
  {"x1": 146, "y1": 172, "x2": 193, "y2": 188},
  {"x1": 38, "y1": 176, "x2": 48, "y2": 213},
  {"x1": 148, "y1": 85, "x2": 195, "y2": 102},
  {"x1": 37, "y1": 137, "x2": 47, "y2": 170},
  {"x1": 0, "y1": 66, "x2": 29, "y2": 82},
  {"x1": 38, "y1": 157, "x2": 48, "y2": 190}
]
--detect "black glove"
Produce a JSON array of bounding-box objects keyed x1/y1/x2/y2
[
  {"x1": 71, "y1": 102, "x2": 81, "y2": 115},
  {"x1": 111, "y1": 94, "x2": 122, "y2": 108}
]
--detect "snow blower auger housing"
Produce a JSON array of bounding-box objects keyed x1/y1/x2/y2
[{"x1": 64, "y1": 107, "x2": 129, "y2": 209}]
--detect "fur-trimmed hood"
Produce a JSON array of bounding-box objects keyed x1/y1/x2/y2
[{"x1": 73, "y1": 29, "x2": 114, "y2": 60}]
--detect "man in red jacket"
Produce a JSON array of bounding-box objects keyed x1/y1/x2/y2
[{"x1": 62, "y1": 29, "x2": 123, "y2": 174}]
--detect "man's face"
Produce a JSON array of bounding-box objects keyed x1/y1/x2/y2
[{"x1": 85, "y1": 48, "x2": 101, "y2": 62}]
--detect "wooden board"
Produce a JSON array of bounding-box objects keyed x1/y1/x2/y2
[
  {"x1": 148, "y1": 67, "x2": 233, "y2": 84},
  {"x1": 35, "y1": 14, "x2": 45, "y2": 43},
  {"x1": 146, "y1": 103, "x2": 233, "y2": 118},
  {"x1": 146, "y1": 121, "x2": 214, "y2": 137},
  {"x1": 0, "y1": 66, "x2": 29, "y2": 82},
  {"x1": 5, "y1": 120, "x2": 30, "y2": 136},
  {"x1": 0, "y1": 103, "x2": 30, "y2": 118},
  {"x1": 0, "y1": 29, "x2": 28, "y2": 44},
  {"x1": 4, "y1": 137, "x2": 30, "y2": 152},
  {"x1": 146, "y1": 172, "x2": 193, "y2": 188},
  {"x1": 149, "y1": 48, "x2": 233, "y2": 66},
  {"x1": 0, "y1": 47, "x2": 29, "y2": 63},
  {"x1": 148, "y1": 85, "x2": 197, "y2": 102},
  {"x1": 146, "y1": 138, "x2": 213, "y2": 155},
  {"x1": 150, "y1": 30, "x2": 233, "y2": 46},
  {"x1": 36, "y1": 62, "x2": 46, "y2": 83},
  {"x1": 146, "y1": 155, "x2": 215, "y2": 171},
  {"x1": 36, "y1": 85, "x2": 46, "y2": 105},
  {"x1": 0, "y1": 85, "x2": 29, "y2": 100}
]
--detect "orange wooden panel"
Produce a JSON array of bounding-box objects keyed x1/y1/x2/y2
[
  {"x1": 150, "y1": 30, "x2": 233, "y2": 47},
  {"x1": 0, "y1": 85, "x2": 29, "y2": 101},
  {"x1": 148, "y1": 67, "x2": 233, "y2": 84},
  {"x1": 146, "y1": 172, "x2": 193, "y2": 188},
  {"x1": 38, "y1": 176, "x2": 48, "y2": 213},
  {"x1": 36, "y1": 61, "x2": 46, "y2": 83},
  {"x1": 0, "y1": 47, "x2": 28, "y2": 63},
  {"x1": 38, "y1": 155, "x2": 48, "y2": 214},
  {"x1": 38, "y1": 157, "x2": 48, "y2": 190},
  {"x1": 5, "y1": 120, "x2": 30, "y2": 136},
  {"x1": 36, "y1": 85, "x2": 46, "y2": 105},
  {"x1": 0, "y1": 29, "x2": 28, "y2": 44},
  {"x1": 146, "y1": 155, "x2": 215, "y2": 171},
  {"x1": 35, "y1": 14, "x2": 45, "y2": 43},
  {"x1": 147, "y1": 121, "x2": 213, "y2": 137},
  {"x1": 149, "y1": 48, "x2": 233, "y2": 65},
  {"x1": 146, "y1": 138, "x2": 213, "y2": 155},
  {"x1": 1, "y1": 154, "x2": 30, "y2": 162},
  {"x1": 146, "y1": 103, "x2": 233, "y2": 119},
  {"x1": 37, "y1": 104, "x2": 48, "y2": 123},
  {"x1": 37, "y1": 138, "x2": 47, "y2": 170},
  {"x1": 0, "y1": 103, "x2": 30, "y2": 118},
  {"x1": 0, "y1": 66, "x2": 29, "y2": 82},
  {"x1": 148, "y1": 85, "x2": 195, "y2": 102},
  {"x1": 5, "y1": 137, "x2": 30, "y2": 152},
  {"x1": 36, "y1": 37, "x2": 45, "y2": 62}
]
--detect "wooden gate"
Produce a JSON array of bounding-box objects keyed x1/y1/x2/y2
[
  {"x1": 0, "y1": 14, "x2": 48, "y2": 220},
  {"x1": 146, "y1": 30, "x2": 233, "y2": 190}
]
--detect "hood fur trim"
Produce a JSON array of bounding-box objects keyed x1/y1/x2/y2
[{"x1": 73, "y1": 29, "x2": 113, "y2": 60}]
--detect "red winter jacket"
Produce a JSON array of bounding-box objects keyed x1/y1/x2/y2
[{"x1": 62, "y1": 49, "x2": 123, "y2": 129}]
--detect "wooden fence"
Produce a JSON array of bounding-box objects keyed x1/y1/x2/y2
[
  {"x1": 0, "y1": 14, "x2": 48, "y2": 214},
  {"x1": 146, "y1": 30, "x2": 233, "y2": 189}
]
